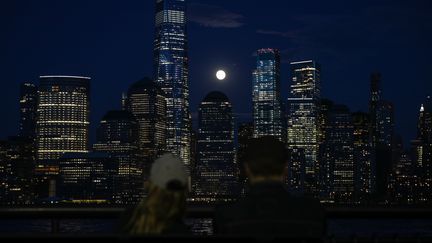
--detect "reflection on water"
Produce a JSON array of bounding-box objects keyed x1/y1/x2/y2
[{"x1": 0, "y1": 219, "x2": 432, "y2": 237}]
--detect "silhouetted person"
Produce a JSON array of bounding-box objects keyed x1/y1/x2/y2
[
  {"x1": 122, "y1": 153, "x2": 191, "y2": 235},
  {"x1": 214, "y1": 136, "x2": 326, "y2": 239}
]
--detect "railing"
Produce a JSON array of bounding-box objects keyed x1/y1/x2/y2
[{"x1": 0, "y1": 206, "x2": 432, "y2": 241}]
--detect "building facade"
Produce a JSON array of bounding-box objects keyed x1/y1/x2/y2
[
  {"x1": 126, "y1": 78, "x2": 166, "y2": 180},
  {"x1": 195, "y1": 92, "x2": 237, "y2": 202},
  {"x1": 320, "y1": 105, "x2": 355, "y2": 202},
  {"x1": 153, "y1": 0, "x2": 191, "y2": 165},
  {"x1": 19, "y1": 82, "x2": 38, "y2": 139},
  {"x1": 352, "y1": 112, "x2": 374, "y2": 201},
  {"x1": 58, "y1": 152, "x2": 113, "y2": 203},
  {"x1": 252, "y1": 48, "x2": 284, "y2": 142},
  {"x1": 287, "y1": 60, "x2": 321, "y2": 195},
  {"x1": 36, "y1": 76, "x2": 90, "y2": 168},
  {"x1": 93, "y1": 110, "x2": 142, "y2": 204}
]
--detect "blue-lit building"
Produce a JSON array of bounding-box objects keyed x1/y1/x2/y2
[
  {"x1": 287, "y1": 60, "x2": 321, "y2": 195},
  {"x1": 252, "y1": 48, "x2": 285, "y2": 142},
  {"x1": 93, "y1": 110, "x2": 143, "y2": 205},
  {"x1": 153, "y1": 0, "x2": 191, "y2": 166},
  {"x1": 195, "y1": 92, "x2": 237, "y2": 202}
]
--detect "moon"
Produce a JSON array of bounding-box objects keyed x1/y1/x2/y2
[{"x1": 216, "y1": 70, "x2": 226, "y2": 81}]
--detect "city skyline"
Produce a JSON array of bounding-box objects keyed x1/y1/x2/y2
[
  {"x1": 0, "y1": 0, "x2": 431, "y2": 207},
  {"x1": 1, "y1": 0, "x2": 431, "y2": 148}
]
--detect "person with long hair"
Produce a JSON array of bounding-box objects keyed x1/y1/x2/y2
[{"x1": 123, "y1": 153, "x2": 190, "y2": 235}]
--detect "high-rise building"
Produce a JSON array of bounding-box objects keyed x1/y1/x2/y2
[
  {"x1": 36, "y1": 76, "x2": 90, "y2": 167},
  {"x1": 287, "y1": 60, "x2": 321, "y2": 195},
  {"x1": 415, "y1": 96, "x2": 432, "y2": 202},
  {"x1": 154, "y1": 0, "x2": 191, "y2": 165},
  {"x1": 0, "y1": 137, "x2": 35, "y2": 205},
  {"x1": 352, "y1": 112, "x2": 374, "y2": 201},
  {"x1": 126, "y1": 78, "x2": 166, "y2": 179},
  {"x1": 195, "y1": 92, "x2": 237, "y2": 202},
  {"x1": 93, "y1": 110, "x2": 142, "y2": 204},
  {"x1": 19, "y1": 82, "x2": 38, "y2": 139},
  {"x1": 35, "y1": 76, "x2": 90, "y2": 202},
  {"x1": 58, "y1": 152, "x2": 113, "y2": 203},
  {"x1": 252, "y1": 48, "x2": 284, "y2": 142},
  {"x1": 389, "y1": 151, "x2": 415, "y2": 204},
  {"x1": 320, "y1": 105, "x2": 355, "y2": 202},
  {"x1": 368, "y1": 73, "x2": 395, "y2": 199},
  {"x1": 237, "y1": 122, "x2": 254, "y2": 196}
]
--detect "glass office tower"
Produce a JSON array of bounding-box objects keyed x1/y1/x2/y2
[
  {"x1": 252, "y1": 48, "x2": 284, "y2": 142},
  {"x1": 287, "y1": 60, "x2": 321, "y2": 195},
  {"x1": 195, "y1": 92, "x2": 237, "y2": 202},
  {"x1": 154, "y1": 0, "x2": 191, "y2": 166}
]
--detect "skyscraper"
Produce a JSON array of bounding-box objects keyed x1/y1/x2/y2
[
  {"x1": 154, "y1": 0, "x2": 191, "y2": 165},
  {"x1": 93, "y1": 110, "x2": 142, "y2": 204},
  {"x1": 19, "y1": 82, "x2": 38, "y2": 139},
  {"x1": 368, "y1": 73, "x2": 394, "y2": 199},
  {"x1": 287, "y1": 60, "x2": 321, "y2": 195},
  {"x1": 252, "y1": 48, "x2": 284, "y2": 142},
  {"x1": 320, "y1": 105, "x2": 355, "y2": 202},
  {"x1": 36, "y1": 76, "x2": 90, "y2": 166},
  {"x1": 237, "y1": 122, "x2": 254, "y2": 196},
  {"x1": 126, "y1": 78, "x2": 167, "y2": 180},
  {"x1": 0, "y1": 137, "x2": 35, "y2": 205},
  {"x1": 416, "y1": 96, "x2": 432, "y2": 201},
  {"x1": 352, "y1": 112, "x2": 374, "y2": 201},
  {"x1": 195, "y1": 92, "x2": 237, "y2": 202}
]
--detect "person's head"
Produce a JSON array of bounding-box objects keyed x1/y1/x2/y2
[
  {"x1": 243, "y1": 136, "x2": 288, "y2": 183},
  {"x1": 127, "y1": 153, "x2": 189, "y2": 235}
]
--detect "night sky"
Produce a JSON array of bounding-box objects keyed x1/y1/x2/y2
[{"x1": 1, "y1": 0, "x2": 431, "y2": 146}]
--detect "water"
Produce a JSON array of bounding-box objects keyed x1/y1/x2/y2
[{"x1": 1, "y1": 219, "x2": 432, "y2": 237}]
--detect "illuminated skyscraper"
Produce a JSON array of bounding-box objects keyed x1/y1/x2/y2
[
  {"x1": 415, "y1": 96, "x2": 432, "y2": 201},
  {"x1": 19, "y1": 82, "x2": 38, "y2": 139},
  {"x1": 287, "y1": 60, "x2": 321, "y2": 195},
  {"x1": 154, "y1": 0, "x2": 191, "y2": 165},
  {"x1": 252, "y1": 48, "x2": 284, "y2": 142},
  {"x1": 126, "y1": 78, "x2": 166, "y2": 179},
  {"x1": 196, "y1": 92, "x2": 237, "y2": 201},
  {"x1": 320, "y1": 105, "x2": 355, "y2": 202},
  {"x1": 93, "y1": 110, "x2": 142, "y2": 204},
  {"x1": 36, "y1": 76, "x2": 90, "y2": 167}
]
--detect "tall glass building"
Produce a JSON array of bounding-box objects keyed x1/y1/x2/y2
[
  {"x1": 287, "y1": 60, "x2": 321, "y2": 194},
  {"x1": 320, "y1": 105, "x2": 354, "y2": 202},
  {"x1": 36, "y1": 76, "x2": 90, "y2": 166},
  {"x1": 93, "y1": 110, "x2": 143, "y2": 204},
  {"x1": 19, "y1": 82, "x2": 38, "y2": 139},
  {"x1": 252, "y1": 48, "x2": 284, "y2": 142},
  {"x1": 195, "y1": 92, "x2": 237, "y2": 202},
  {"x1": 153, "y1": 0, "x2": 191, "y2": 165},
  {"x1": 126, "y1": 78, "x2": 166, "y2": 180}
]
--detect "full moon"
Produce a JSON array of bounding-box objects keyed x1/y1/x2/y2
[{"x1": 216, "y1": 70, "x2": 226, "y2": 80}]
